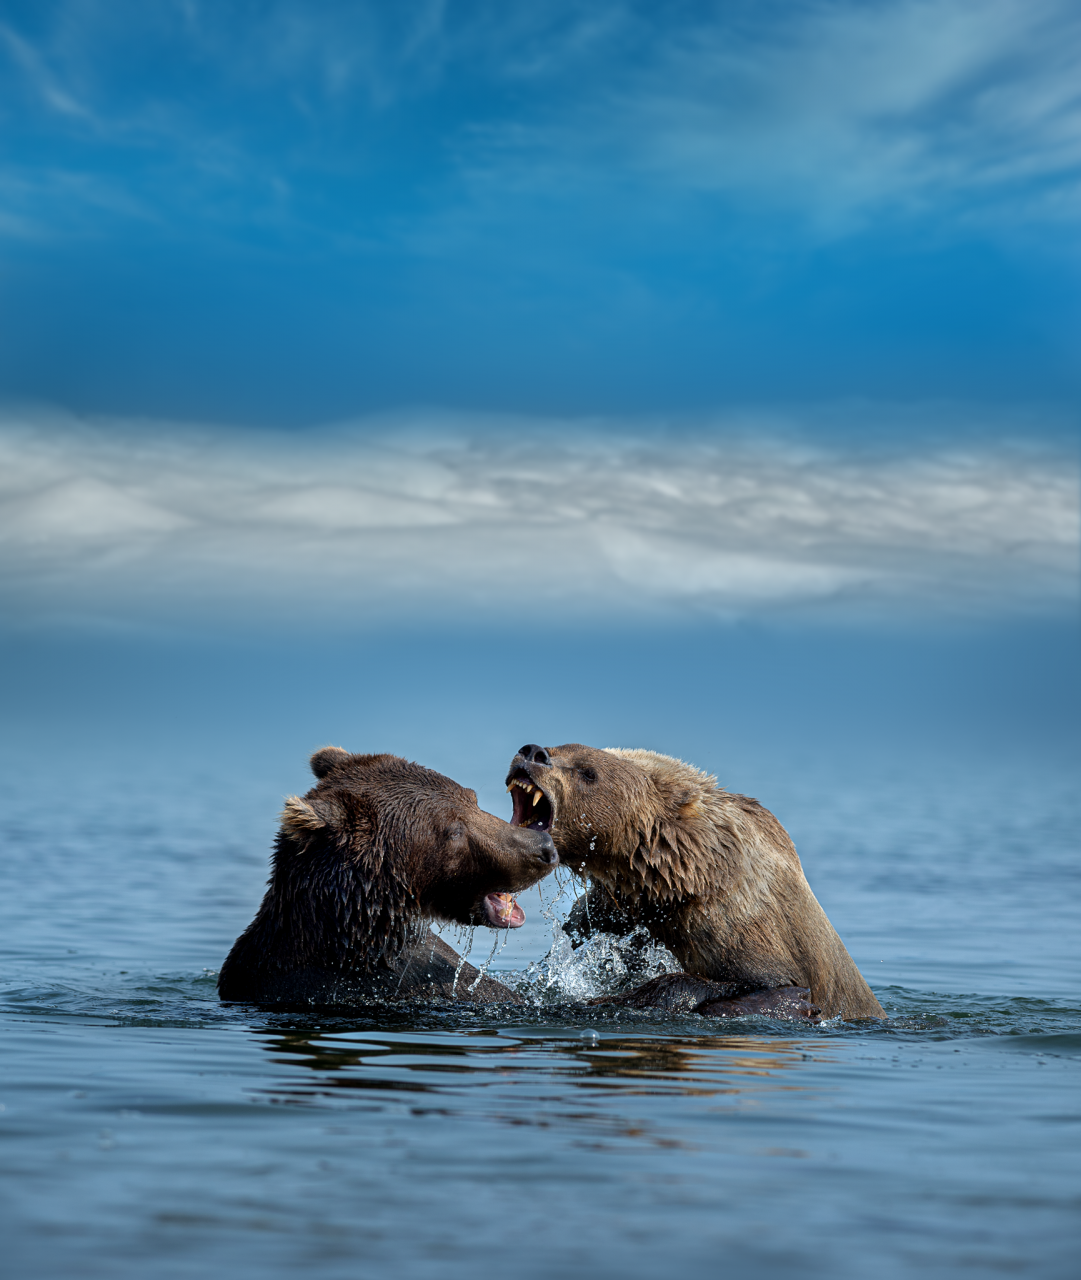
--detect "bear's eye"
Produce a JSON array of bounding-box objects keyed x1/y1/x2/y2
[
  {"x1": 578, "y1": 767, "x2": 597, "y2": 784},
  {"x1": 445, "y1": 822, "x2": 467, "y2": 842}
]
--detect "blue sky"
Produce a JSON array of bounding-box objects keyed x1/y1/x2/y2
[
  {"x1": 0, "y1": 0, "x2": 1076, "y2": 657},
  {"x1": 2, "y1": 0, "x2": 1080, "y2": 420}
]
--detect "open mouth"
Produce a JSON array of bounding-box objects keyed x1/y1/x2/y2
[
  {"x1": 506, "y1": 770, "x2": 554, "y2": 832},
  {"x1": 483, "y1": 892, "x2": 526, "y2": 929}
]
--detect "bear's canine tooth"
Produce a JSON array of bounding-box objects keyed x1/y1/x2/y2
[{"x1": 532, "y1": 790, "x2": 543, "y2": 806}]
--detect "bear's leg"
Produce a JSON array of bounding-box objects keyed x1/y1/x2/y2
[
  {"x1": 408, "y1": 931, "x2": 524, "y2": 1004},
  {"x1": 695, "y1": 987, "x2": 821, "y2": 1021},
  {"x1": 590, "y1": 972, "x2": 737, "y2": 1013},
  {"x1": 591, "y1": 975, "x2": 821, "y2": 1021},
  {"x1": 562, "y1": 887, "x2": 637, "y2": 948}
]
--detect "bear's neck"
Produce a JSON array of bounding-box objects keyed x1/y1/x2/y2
[
  {"x1": 249, "y1": 834, "x2": 424, "y2": 975},
  {"x1": 585, "y1": 789, "x2": 789, "y2": 923}
]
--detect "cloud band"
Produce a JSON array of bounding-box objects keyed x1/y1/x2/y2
[{"x1": 1, "y1": 407, "x2": 1076, "y2": 630}]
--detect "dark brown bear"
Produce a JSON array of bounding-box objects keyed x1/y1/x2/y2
[
  {"x1": 219, "y1": 747, "x2": 558, "y2": 1006},
  {"x1": 505, "y1": 743, "x2": 884, "y2": 1021}
]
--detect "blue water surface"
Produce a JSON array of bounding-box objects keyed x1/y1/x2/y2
[
  {"x1": 1, "y1": 623, "x2": 1079, "y2": 1280},
  {"x1": 2, "y1": 739, "x2": 1078, "y2": 1280}
]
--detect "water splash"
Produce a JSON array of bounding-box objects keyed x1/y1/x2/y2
[{"x1": 506, "y1": 927, "x2": 681, "y2": 1006}]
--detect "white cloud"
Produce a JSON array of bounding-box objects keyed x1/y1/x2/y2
[
  {"x1": 10, "y1": 475, "x2": 190, "y2": 541},
  {"x1": 0, "y1": 406, "x2": 1075, "y2": 630}
]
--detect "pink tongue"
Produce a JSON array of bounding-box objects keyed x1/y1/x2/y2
[{"x1": 485, "y1": 892, "x2": 526, "y2": 929}]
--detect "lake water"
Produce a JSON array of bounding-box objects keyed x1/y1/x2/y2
[{"x1": 2, "y1": 740, "x2": 1079, "y2": 1280}]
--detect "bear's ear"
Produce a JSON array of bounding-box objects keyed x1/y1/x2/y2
[
  {"x1": 673, "y1": 788, "x2": 701, "y2": 816},
  {"x1": 651, "y1": 777, "x2": 699, "y2": 815},
  {"x1": 310, "y1": 746, "x2": 351, "y2": 779},
  {"x1": 281, "y1": 795, "x2": 327, "y2": 833}
]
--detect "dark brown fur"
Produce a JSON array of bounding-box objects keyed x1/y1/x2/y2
[
  {"x1": 589, "y1": 973, "x2": 820, "y2": 1019},
  {"x1": 506, "y1": 744, "x2": 884, "y2": 1020},
  {"x1": 219, "y1": 747, "x2": 557, "y2": 1006}
]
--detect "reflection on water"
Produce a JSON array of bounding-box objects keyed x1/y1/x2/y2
[
  {"x1": 263, "y1": 1026, "x2": 819, "y2": 1095},
  {"x1": 257, "y1": 1029, "x2": 815, "y2": 1154},
  {"x1": 255, "y1": 1027, "x2": 826, "y2": 1147}
]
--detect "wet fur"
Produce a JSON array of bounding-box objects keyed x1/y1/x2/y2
[
  {"x1": 590, "y1": 973, "x2": 820, "y2": 1020},
  {"x1": 219, "y1": 748, "x2": 554, "y2": 1006},
  {"x1": 518, "y1": 745, "x2": 884, "y2": 1020}
]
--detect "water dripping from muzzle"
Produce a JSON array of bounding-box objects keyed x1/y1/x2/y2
[
  {"x1": 467, "y1": 929, "x2": 509, "y2": 993},
  {"x1": 450, "y1": 927, "x2": 475, "y2": 997}
]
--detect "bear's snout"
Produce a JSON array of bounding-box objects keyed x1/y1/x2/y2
[
  {"x1": 511, "y1": 824, "x2": 558, "y2": 866},
  {"x1": 535, "y1": 833, "x2": 559, "y2": 865}
]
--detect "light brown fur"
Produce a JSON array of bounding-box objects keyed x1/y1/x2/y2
[{"x1": 507, "y1": 744, "x2": 884, "y2": 1020}]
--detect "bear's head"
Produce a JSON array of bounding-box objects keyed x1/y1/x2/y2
[
  {"x1": 505, "y1": 742, "x2": 715, "y2": 899},
  {"x1": 277, "y1": 748, "x2": 559, "y2": 957}
]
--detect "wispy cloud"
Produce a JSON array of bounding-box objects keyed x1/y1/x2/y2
[
  {"x1": 3, "y1": 1, "x2": 1079, "y2": 244},
  {"x1": 465, "y1": 0, "x2": 1081, "y2": 232},
  {"x1": 0, "y1": 20, "x2": 94, "y2": 119},
  {"x1": 0, "y1": 406, "x2": 1075, "y2": 631}
]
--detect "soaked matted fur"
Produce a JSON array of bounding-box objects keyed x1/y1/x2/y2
[
  {"x1": 507, "y1": 743, "x2": 884, "y2": 1020},
  {"x1": 219, "y1": 748, "x2": 557, "y2": 1006}
]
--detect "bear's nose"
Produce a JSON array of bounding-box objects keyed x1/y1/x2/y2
[
  {"x1": 536, "y1": 834, "x2": 558, "y2": 864},
  {"x1": 519, "y1": 744, "x2": 550, "y2": 766}
]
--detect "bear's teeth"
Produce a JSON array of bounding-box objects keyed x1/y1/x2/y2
[{"x1": 532, "y1": 790, "x2": 543, "y2": 806}]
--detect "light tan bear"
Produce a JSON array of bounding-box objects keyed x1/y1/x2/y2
[{"x1": 505, "y1": 743, "x2": 884, "y2": 1020}]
